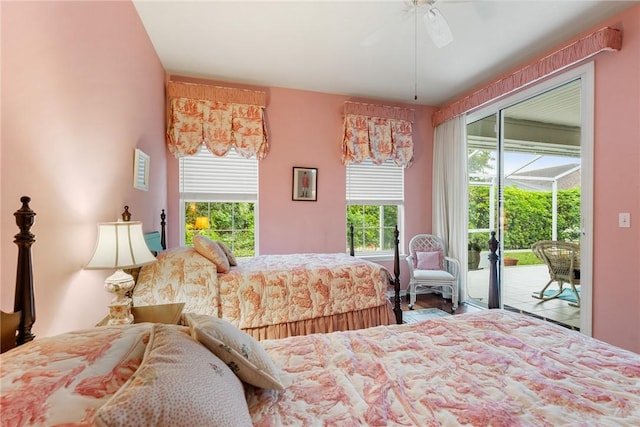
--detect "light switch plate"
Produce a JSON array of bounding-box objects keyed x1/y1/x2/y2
[{"x1": 619, "y1": 212, "x2": 631, "y2": 228}]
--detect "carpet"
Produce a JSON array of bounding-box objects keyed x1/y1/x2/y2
[
  {"x1": 543, "y1": 288, "x2": 580, "y2": 303},
  {"x1": 403, "y1": 308, "x2": 451, "y2": 324}
]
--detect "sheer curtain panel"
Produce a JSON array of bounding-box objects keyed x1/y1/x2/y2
[{"x1": 432, "y1": 114, "x2": 468, "y2": 301}]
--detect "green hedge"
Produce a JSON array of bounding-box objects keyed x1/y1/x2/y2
[{"x1": 469, "y1": 186, "x2": 580, "y2": 250}]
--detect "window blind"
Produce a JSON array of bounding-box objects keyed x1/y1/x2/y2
[
  {"x1": 179, "y1": 145, "x2": 258, "y2": 201},
  {"x1": 346, "y1": 159, "x2": 404, "y2": 204}
]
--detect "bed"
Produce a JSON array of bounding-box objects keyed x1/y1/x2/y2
[
  {"x1": 130, "y1": 210, "x2": 398, "y2": 339},
  {"x1": 3, "y1": 197, "x2": 640, "y2": 425},
  {"x1": 3, "y1": 313, "x2": 640, "y2": 425}
]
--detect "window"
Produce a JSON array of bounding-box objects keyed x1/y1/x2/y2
[
  {"x1": 346, "y1": 159, "x2": 403, "y2": 254},
  {"x1": 179, "y1": 145, "x2": 258, "y2": 256}
]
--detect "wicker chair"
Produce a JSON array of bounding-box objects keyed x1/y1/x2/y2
[
  {"x1": 406, "y1": 234, "x2": 460, "y2": 312},
  {"x1": 531, "y1": 240, "x2": 580, "y2": 307}
]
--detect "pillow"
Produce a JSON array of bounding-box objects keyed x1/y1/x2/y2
[
  {"x1": 216, "y1": 241, "x2": 237, "y2": 266},
  {"x1": 185, "y1": 313, "x2": 284, "y2": 390},
  {"x1": 93, "y1": 324, "x2": 252, "y2": 427},
  {"x1": 193, "y1": 235, "x2": 230, "y2": 273},
  {"x1": 416, "y1": 251, "x2": 442, "y2": 270}
]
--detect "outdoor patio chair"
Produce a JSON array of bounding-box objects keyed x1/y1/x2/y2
[
  {"x1": 531, "y1": 240, "x2": 580, "y2": 307},
  {"x1": 406, "y1": 234, "x2": 460, "y2": 312}
]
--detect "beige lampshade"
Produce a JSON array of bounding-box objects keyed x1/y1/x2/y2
[
  {"x1": 86, "y1": 221, "x2": 157, "y2": 269},
  {"x1": 195, "y1": 216, "x2": 210, "y2": 230}
]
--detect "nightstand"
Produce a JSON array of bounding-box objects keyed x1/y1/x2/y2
[{"x1": 96, "y1": 302, "x2": 185, "y2": 326}]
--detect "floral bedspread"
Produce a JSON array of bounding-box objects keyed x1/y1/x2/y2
[
  {"x1": 218, "y1": 253, "x2": 390, "y2": 329},
  {"x1": 133, "y1": 248, "x2": 391, "y2": 330},
  {"x1": 3, "y1": 311, "x2": 639, "y2": 426},
  {"x1": 248, "y1": 310, "x2": 640, "y2": 425},
  {"x1": 133, "y1": 247, "x2": 220, "y2": 317},
  {"x1": 1, "y1": 324, "x2": 153, "y2": 427}
]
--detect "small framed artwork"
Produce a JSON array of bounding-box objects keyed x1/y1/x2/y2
[
  {"x1": 292, "y1": 167, "x2": 318, "y2": 201},
  {"x1": 133, "y1": 148, "x2": 150, "y2": 191}
]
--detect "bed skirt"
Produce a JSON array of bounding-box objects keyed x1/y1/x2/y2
[{"x1": 241, "y1": 302, "x2": 395, "y2": 340}]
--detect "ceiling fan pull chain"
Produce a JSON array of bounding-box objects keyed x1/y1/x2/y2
[{"x1": 414, "y1": 1, "x2": 418, "y2": 101}]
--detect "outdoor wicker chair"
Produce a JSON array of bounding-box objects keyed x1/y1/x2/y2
[{"x1": 531, "y1": 240, "x2": 580, "y2": 307}]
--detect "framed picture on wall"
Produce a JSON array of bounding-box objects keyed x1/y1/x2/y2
[
  {"x1": 292, "y1": 167, "x2": 317, "y2": 201},
  {"x1": 133, "y1": 148, "x2": 150, "y2": 191}
]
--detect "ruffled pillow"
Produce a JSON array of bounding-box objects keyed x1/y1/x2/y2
[
  {"x1": 193, "y1": 235, "x2": 230, "y2": 273},
  {"x1": 93, "y1": 324, "x2": 252, "y2": 427},
  {"x1": 185, "y1": 313, "x2": 284, "y2": 390}
]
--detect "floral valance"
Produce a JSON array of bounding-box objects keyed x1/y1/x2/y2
[
  {"x1": 166, "y1": 81, "x2": 269, "y2": 160},
  {"x1": 341, "y1": 102, "x2": 414, "y2": 168}
]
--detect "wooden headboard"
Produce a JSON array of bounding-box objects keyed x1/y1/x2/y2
[{"x1": 144, "y1": 231, "x2": 164, "y2": 254}]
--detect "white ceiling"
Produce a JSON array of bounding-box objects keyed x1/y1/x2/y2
[{"x1": 133, "y1": 0, "x2": 637, "y2": 109}]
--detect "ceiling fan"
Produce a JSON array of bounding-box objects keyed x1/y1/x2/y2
[{"x1": 363, "y1": 0, "x2": 455, "y2": 48}]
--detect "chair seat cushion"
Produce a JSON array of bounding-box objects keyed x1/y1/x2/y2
[{"x1": 414, "y1": 269, "x2": 454, "y2": 281}]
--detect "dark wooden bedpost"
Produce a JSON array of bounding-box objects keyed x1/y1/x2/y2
[
  {"x1": 160, "y1": 209, "x2": 167, "y2": 250},
  {"x1": 393, "y1": 225, "x2": 402, "y2": 324},
  {"x1": 488, "y1": 231, "x2": 500, "y2": 309},
  {"x1": 349, "y1": 223, "x2": 354, "y2": 256},
  {"x1": 14, "y1": 196, "x2": 36, "y2": 345}
]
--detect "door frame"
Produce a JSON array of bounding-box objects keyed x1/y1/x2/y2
[{"x1": 466, "y1": 62, "x2": 594, "y2": 336}]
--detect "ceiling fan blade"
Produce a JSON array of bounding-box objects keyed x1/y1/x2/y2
[{"x1": 423, "y1": 6, "x2": 453, "y2": 48}]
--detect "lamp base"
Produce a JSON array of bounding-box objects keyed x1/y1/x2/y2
[
  {"x1": 104, "y1": 269, "x2": 136, "y2": 326},
  {"x1": 107, "y1": 300, "x2": 135, "y2": 325}
]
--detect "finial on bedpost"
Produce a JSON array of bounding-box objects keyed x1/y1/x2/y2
[
  {"x1": 488, "y1": 231, "x2": 500, "y2": 309},
  {"x1": 121, "y1": 206, "x2": 131, "y2": 222},
  {"x1": 160, "y1": 209, "x2": 167, "y2": 250},
  {"x1": 14, "y1": 196, "x2": 36, "y2": 345},
  {"x1": 393, "y1": 225, "x2": 402, "y2": 324}
]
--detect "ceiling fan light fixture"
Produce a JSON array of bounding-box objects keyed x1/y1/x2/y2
[{"x1": 424, "y1": 6, "x2": 453, "y2": 48}]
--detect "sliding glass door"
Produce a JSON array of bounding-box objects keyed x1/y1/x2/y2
[{"x1": 465, "y1": 74, "x2": 590, "y2": 333}]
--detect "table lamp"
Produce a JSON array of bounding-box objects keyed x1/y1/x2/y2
[{"x1": 86, "y1": 221, "x2": 157, "y2": 325}]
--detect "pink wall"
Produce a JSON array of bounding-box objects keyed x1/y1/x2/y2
[
  {"x1": 590, "y1": 5, "x2": 640, "y2": 352},
  {"x1": 1, "y1": 1, "x2": 167, "y2": 337},
  {"x1": 259, "y1": 88, "x2": 434, "y2": 255}
]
